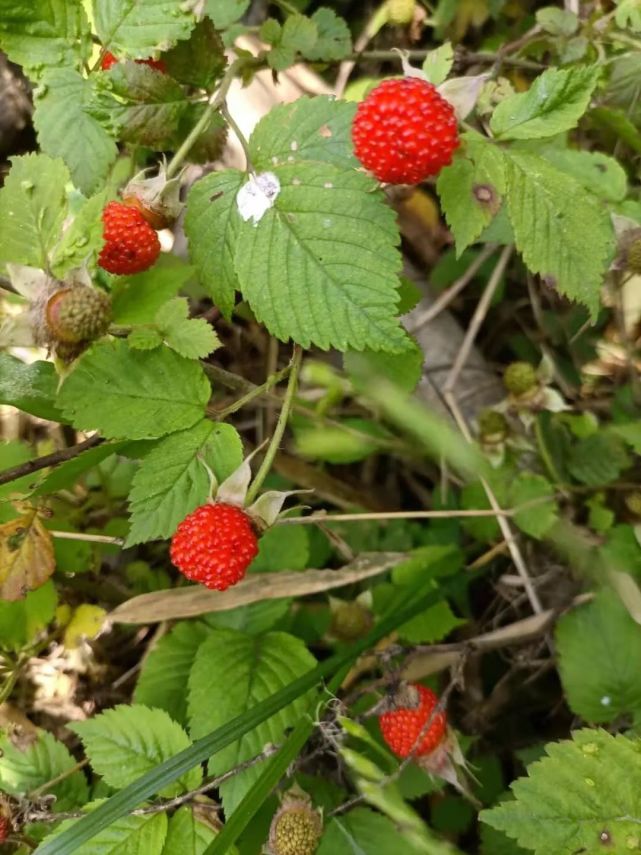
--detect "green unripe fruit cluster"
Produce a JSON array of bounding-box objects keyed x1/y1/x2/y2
[
  {"x1": 46, "y1": 286, "x2": 111, "y2": 345},
  {"x1": 268, "y1": 800, "x2": 322, "y2": 855},
  {"x1": 331, "y1": 601, "x2": 373, "y2": 641},
  {"x1": 503, "y1": 361, "x2": 538, "y2": 397}
]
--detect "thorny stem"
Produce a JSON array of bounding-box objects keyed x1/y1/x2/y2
[
  {"x1": 246, "y1": 345, "x2": 303, "y2": 505},
  {"x1": 166, "y1": 56, "x2": 255, "y2": 180}
]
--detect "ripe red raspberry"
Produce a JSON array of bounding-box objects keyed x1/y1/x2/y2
[
  {"x1": 101, "y1": 51, "x2": 167, "y2": 73},
  {"x1": 379, "y1": 683, "x2": 447, "y2": 758},
  {"x1": 352, "y1": 77, "x2": 459, "y2": 184},
  {"x1": 170, "y1": 503, "x2": 259, "y2": 591},
  {"x1": 98, "y1": 201, "x2": 161, "y2": 275}
]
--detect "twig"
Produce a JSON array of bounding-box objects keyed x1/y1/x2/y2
[
  {"x1": 405, "y1": 244, "x2": 498, "y2": 332},
  {"x1": 211, "y1": 362, "x2": 292, "y2": 421},
  {"x1": 276, "y1": 508, "x2": 514, "y2": 525},
  {"x1": 246, "y1": 345, "x2": 303, "y2": 505},
  {"x1": 29, "y1": 761, "x2": 89, "y2": 799},
  {"x1": 48, "y1": 531, "x2": 125, "y2": 546},
  {"x1": 0, "y1": 435, "x2": 103, "y2": 488}
]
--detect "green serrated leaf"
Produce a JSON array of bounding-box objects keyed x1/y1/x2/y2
[
  {"x1": 250, "y1": 525, "x2": 310, "y2": 573},
  {"x1": 71, "y1": 705, "x2": 201, "y2": 796},
  {"x1": 567, "y1": 431, "x2": 630, "y2": 486},
  {"x1": 0, "y1": 729, "x2": 87, "y2": 810},
  {"x1": 34, "y1": 69, "x2": 119, "y2": 196},
  {"x1": 94, "y1": 0, "x2": 195, "y2": 59},
  {"x1": 205, "y1": 0, "x2": 249, "y2": 29},
  {"x1": 110, "y1": 255, "x2": 195, "y2": 325},
  {"x1": 490, "y1": 65, "x2": 600, "y2": 140},
  {"x1": 41, "y1": 801, "x2": 168, "y2": 855},
  {"x1": 398, "y1": 600, "x2": 464, "y2": 644},
  {"x1": 536, "y1": 6, "x2": 578, "y2": 36},
  {"x1": 0, "y1": 153, "x2": 69, "y2": 269},
  {"x1": 537, "y1": 147, "x2": 627, "y2": 203},
  {"x1": 128, "y1": 327, "x2": 163, "y2": 350},
  {"x1": 480, "y1": 729, "x2": 641, "y2": 854},
  {"x1": 306, "y1": 8, "x2": 352, "y2": 61},
  {"x1": 249, "y1": 96, "x2": 358, "y2": 170},
  {"x1": 134, "y1": 622, "x2": 210, "y2": 726},
  {"x1": 92, "y1": 64, "x2": 189, "y2": 148},
  {"x1": 503, "y1": 149, "x2": 614, "y2": 318},
  {"x1": 50, "y1": 190, "x2": 107, "y2": 276},
  {"x1": 155, "y1": 298, "x2": 220, "y2": 359},
  {"x1": 422, "y1": 41, "x2": 454, "y2": 85},
  {"x1": 235, "y1": 163, "x2": 406, "y2": 352},
  {"x1": 555, "y1": 590, "x2": 641, "y2": 722},
  {"x1": 0, "y1": 354, "x2": 63, "y2": 421},
  {"x1": 56, "y1": 340, "x2": 211, "y2": 440},
  {"x1": 0, "y1": 0, "x2": 90, "y2": 78},
  {"x1": 318, "y1": 808, "x2": 425, "y2": 855},
  {"x1": 437, "y1": 137, "x2": 506, "y2": 255},
  {"x1": 267, "y1": 14, "x2": 317, "y2": 71},
  {"x1": 125, "y1": 420, "x2": 243, "y2": 546},
  {"x1": 188, "y1": 628, "x2": 316, "y2": 816},
  {"x1": 164, "y1": 18, "x2": 226, "y2": 89},
  {"x1": 510, "y1": 473, "x2": 558, "y2": 539},
  {"x1": 184, "y1": 169, "x2": 244, "y2": 319},
  {"x1": 162, "y1": 808, "x2": 222, "y2": 855}
]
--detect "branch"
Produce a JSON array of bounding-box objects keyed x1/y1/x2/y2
[{"x1": 0, "y1": 435, "x2": 103, "y2": 488}]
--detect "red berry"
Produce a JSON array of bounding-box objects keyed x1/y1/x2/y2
[
  {"x1": 98, "y1": 201, "x2": 161, "y2": 275},
  {"x1": 170, "y1": 503, "x2": 259, "y2": 591},
  {"x1": 101, "y1": 51, "x2": 166, "y2": 73},
  {"x1": 379, "y1": 683, "x2": 447, "y2": 758},
  {"x1": 352, "y1": 77, "x2": 459, "y2": 185}
]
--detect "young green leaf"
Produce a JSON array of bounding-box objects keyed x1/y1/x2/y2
[
  {"x1": 56, "y1": 340, "x2": 211, "y2": 440},
  {"x1": 163, "y1": 18, "x2": 226, "y2": 89},
  {"x1": 480, "y1": 729, "x2": 641, "y2": 854},
  {"x1": 490, "y1": 65, "x2": 600, "y2": 140},
  {"x1": 41, "y1": 802, "x2": 168, "y2": 855},
  {"x1": 0, "y1": 0, "x2": 90, "y2": 77},
  {"x1": 0, "y1": 729, "x2": 88, "y2": 810},
  {"x1": 34, "y1": 69, "x2": 119, "y2": 196},
  {"x1": 306, "y1": 8, "x2": 352, "y2": 61},
  {"x1": 234, "y1": 163, "x2": 406, "y2": 352},
  {"x1": 50, "y1": 190, "x2": 107, "y2": 277},
  {"x1": 94, "y1": 0, "x2": 195, "y2": 58},
  {"x1": 437, "y1": 137, "x2": 506, "y2": 255},
  {"x1": 509, "y1": 473, "x2": 558, "y2": 539},
  {"x1": 0, "y1": 581, "x2": 57, "y2": 651},
  {"x1": 188, "y1": 628, "x2": 316, "y2": 816},
  {"x1": 249, "y1": 96, "x2": 358, "y2": 170},
  {"x1": 537, "y1": 147, "x2": 627, "y2": 203},
  {"x1": 422, "y1": 41, "x2": 454, "y2": 85},
  {"x1": 318, "y1": 807, "x2": 426, "y2": 854},
  {"x1": 184, "y1": 169, "x2": 244, "y2": 319},
  {"x1": 92, "y1": 64, "x2": 190, "y2": 148},
  {"x1": 567, "y1": 432, "x2": 630, "y2": 486},
  {"x1": 0, "y1": 354, "x2": 63, "y2": 421},
  {"x1": 205, "y1": 0, "x2": 249, "y2": 29},
  {"x1": 134, "y1": 622, "x2": 210, "y2": 727},
  {"x1": 265, "y1": 14, "x2": 317, "y2": 71},
  {"x1": 125, "y1": 420, "x2": 243, "y2": 546},
  {"x1": 110, "y1": 256, "x2": 195, "y2": 325},
  {"x1": 162, "y1": 807, "x2": 223, "y2": 855},
  {"x1": 250, "y1": 526, "x2": 310, "y2": 573},
  {"x1": 71, "y1": 705, "x2": 201, "y2": 796},
  {"x1": 503, "y1": 149, "x2": 614, "y2": 318},
  {"x1": 555, "y1": 590, "x2": 641, "y2": 722},
  {"x1": 0, "y1": 153, "x2": 69, "y2": 269},
  {"x1": 155, "y1": 298, "x2": 220, "y2": 359}
]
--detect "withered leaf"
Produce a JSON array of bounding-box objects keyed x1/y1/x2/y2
[{"x1": 0, "y1": 512, "x2": 55, "y2": 601}]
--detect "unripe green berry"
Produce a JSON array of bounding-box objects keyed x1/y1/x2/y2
[
  {"x1": 331, "y1": 601, "x2": 373, "y2": 641},
  {"x1": 478, "y1": 409, "x2": 508, "y2": 442},
  {"x1": 46, "y1": 286, "x2": 111, "y2": 344},
  {"x1": 503, "y1": 362, "x2": 538, "y2": 397},
  {"x1": 626, "y1": 492, "x2": 641, "y2": 518},
  {"x1": 268, "y1": 800, "x2": 322, "y2": 855},
  {"x1": 387, "y1": 0, "x2": 416, "y2": 24}
]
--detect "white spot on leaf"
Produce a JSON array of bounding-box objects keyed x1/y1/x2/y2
[{"x1": 236, "y1": 172, "x2": 281, "y2": 225}]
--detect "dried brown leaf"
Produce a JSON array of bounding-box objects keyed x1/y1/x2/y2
[
  {"x1": 109, "y1": 551, "x2": 405, "y2": 625},
  {"x1": 0, "y1": 512, "x2": 55, "y2": 601}
]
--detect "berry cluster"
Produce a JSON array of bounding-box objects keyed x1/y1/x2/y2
[
  {"x1": 170, "y1": 503, "x2": 259, "y2": 591},
  {"x1": 98, "y1": 201, "x2": 162, "y2": 275},
  {"x1": 352, "y1": 77, "x2": 459, "y2": 185}
]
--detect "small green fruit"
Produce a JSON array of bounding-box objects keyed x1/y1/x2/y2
[
  {"x1": 478, "y1": 409, "x2": 508, "y2": 443},
  {"x1": 268, "y1": 799, "x2": 322, "y2": 855},
  {"x1": 387, "y1": 0, "x2": 416, "y2": 24},
  {"x1": 626, "y1": 238, "x2": 641, "y2": 274},
  {"x1": 503, "y1": 361, "x2": 538, "y2": 397},
  {"x1": 46, "y1": 286, "x2": 111, "y2": 345},
  {"x1": 331, "y1": 601, "x2": 373, "y2": 641},
  {"x1": 625, "y1": 492, "x2": 641, "y2": 518}
]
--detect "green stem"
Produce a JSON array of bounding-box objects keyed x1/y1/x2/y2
[
  {"x1": 220, "y1": 104, "x2": 255, "y2": 174},
  {"x1": 246, "y1": 345, "x2": 303, "y2": 505},
  {"x1": 166, "y1": 57, "x2": 252, "y2": 180},
  {"x1": 213, "y1": 362, "x2": 292, "y2": 420},
  {"x1": 0, "y1": 662, "x2": 19, "y2": 706}
]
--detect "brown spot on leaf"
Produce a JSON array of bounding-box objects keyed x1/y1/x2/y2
[
  {"x1": 473, "y1": 183, "x2": 500, "y2": 214},
  {"x1": 319, "y1": 124, "x2": 333, "y2": 138}
]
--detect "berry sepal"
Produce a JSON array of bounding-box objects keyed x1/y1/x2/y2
[{"x1": 122, "y1": 162, "x2": 185, "y2": 230}]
